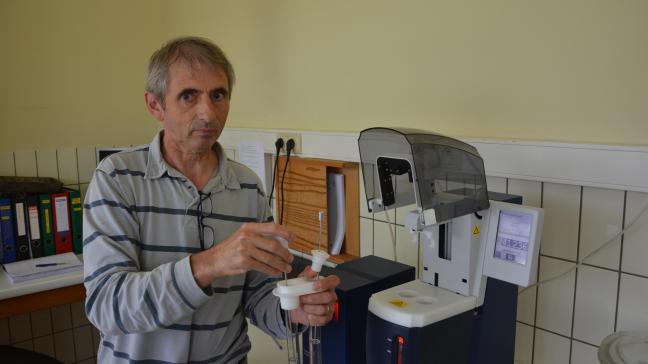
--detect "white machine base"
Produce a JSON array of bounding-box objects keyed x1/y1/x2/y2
[{"x1": 368, "y1": 280, "x2": 477, "y2": 328}]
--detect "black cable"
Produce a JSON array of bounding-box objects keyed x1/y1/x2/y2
[
  {"x1": 279, "y1": 139, "x2": 295, "y2": 225},
  {"x1": 268, "y1": 138, "x2": 284, "y2": 208}
]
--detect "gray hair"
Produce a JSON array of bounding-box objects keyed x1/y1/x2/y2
[{"x1": 145, "y1": 36, "x2": 235, "y2": 105}]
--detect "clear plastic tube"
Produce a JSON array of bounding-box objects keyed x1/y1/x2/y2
[
  {"x1": 307, "y1": 325, "x2": 322, "y2": 364},
  {"x1": 283, "y1": 211, "x2": 328, "y2": 364},
  {"x1": 306, "y1": 211, "x2": 324, "y2": 364},
  {"x1": 284, "y1": 310, "x2": 301, "y2": 364},
  {"x1": 277, "y1": 231, "x2": 300, "y2": 363}
]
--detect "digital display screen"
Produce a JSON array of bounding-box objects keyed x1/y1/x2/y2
[{"x1": 493, "y1": 210, "x2": 532, "y2": 265}]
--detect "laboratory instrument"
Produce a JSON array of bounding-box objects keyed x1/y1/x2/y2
[{"x1": 358, "y1": 127, "x2": 544, "y2": 364}]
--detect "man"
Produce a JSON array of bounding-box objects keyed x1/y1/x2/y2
[{"x1": 83, "y1": 36, "x2": 339, "y2": 363}]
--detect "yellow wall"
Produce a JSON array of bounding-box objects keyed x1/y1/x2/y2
[{"x1": 1, "y1": 0, "x2": 647, "y2": 151}]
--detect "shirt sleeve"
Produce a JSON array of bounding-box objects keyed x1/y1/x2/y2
[
  {"x1": 241, "y1": 270, "x2": 289, "y2": 338},
  {"x1": 83, "y1": 166, "x2": 210, "y2": 336}
]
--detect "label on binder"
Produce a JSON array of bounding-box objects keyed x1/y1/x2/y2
[
  {"x1": 15, "y1": 202, "x2": 26, "y2": 236},
  {"x1": 28, "y1": 206, "x2": 40, "y2": 239},
  {"x1": 54, "y1": 196, "x2": 69, "y2": 232},
  {"x1": 45, "y1": 210, "x2": 51, "y2": 233}
]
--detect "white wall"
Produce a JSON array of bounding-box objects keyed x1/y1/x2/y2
[{"x1": 3, "y1": 1, "x2": 648, "y2": 151}]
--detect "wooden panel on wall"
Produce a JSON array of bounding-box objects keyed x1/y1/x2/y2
[
  {"x1": 275, "y1": 156, "x2": 359, "y2": 263},
  {"x1": 0, "y1": 284, "x2": 85, "y2": 319}
]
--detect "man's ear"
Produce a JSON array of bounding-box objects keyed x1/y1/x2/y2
[{"x1": 144, "y1": 92, "x2": 165, "y2": 121}]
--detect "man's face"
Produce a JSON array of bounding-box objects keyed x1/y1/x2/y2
[{"x1": 146, "y1": 61, "x2": 230, "y2": 154}]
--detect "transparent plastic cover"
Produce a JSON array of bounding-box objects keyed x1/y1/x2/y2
[{"x1": 358, "y1": 127, "x2": 489, "y2": 222}]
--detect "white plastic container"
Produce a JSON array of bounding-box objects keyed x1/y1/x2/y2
[
  {"x1": 310, "y1": 250, "x2": 330, "y2": 273},
  {"x1": 273, "y1": 276, "x2": 325, "y2": 310},
  {"x1": 598, "y1": 331, "x2": 648, "y2": 364}
]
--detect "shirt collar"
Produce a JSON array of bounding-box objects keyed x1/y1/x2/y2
[{"x1": 145, "y1": 130, "x2": 241, "y2": 191}]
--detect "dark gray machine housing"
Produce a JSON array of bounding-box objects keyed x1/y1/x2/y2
[
  {"x1": 291, "y1": 255, "x2": 416, "y2": 364},
  {"x1": 358, "y1": 127, "x2": 490, "y2": 223}
]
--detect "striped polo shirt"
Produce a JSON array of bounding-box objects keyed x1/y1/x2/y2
[{"x1": 83, "y1": 131, "x2": 285, "y2": 364}]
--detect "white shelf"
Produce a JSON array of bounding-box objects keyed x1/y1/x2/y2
[
  {"x1": 0, "y1": 254, "x2": 84, "y2": 301},
  {"x1": 0, "y1": 268, "x2": 83, "y2": 301}
]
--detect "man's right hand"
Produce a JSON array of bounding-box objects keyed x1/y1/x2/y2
[{"x1": 190, "y1": 222, "x2": 295, "y2": 288}]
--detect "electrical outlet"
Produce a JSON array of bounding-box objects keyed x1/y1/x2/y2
[{"x1": 278, "y1": 133, "x2": 302, "y2": 155}]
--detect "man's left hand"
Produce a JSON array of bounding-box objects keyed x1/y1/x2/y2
[{"x1": 289, "y1": 267, "x2": 340, "y2": 326}]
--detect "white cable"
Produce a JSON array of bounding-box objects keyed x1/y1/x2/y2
[
  {"x1": 384, "y1": 209, "x2": 398, "y2": 262},
  {"x1": 317, "y1": 211, "x2": 324, "y2": 252},
  {"x1": 520, "y1": 198, "x2": 648, "y2": 294}
]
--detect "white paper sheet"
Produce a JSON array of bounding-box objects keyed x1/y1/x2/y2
[
  {"x1": 237, "y1": 140, "x2": 268, "y2": 193},
  {"x1": 2, "y1": 252, "x2": 83, "y2": 284}
]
